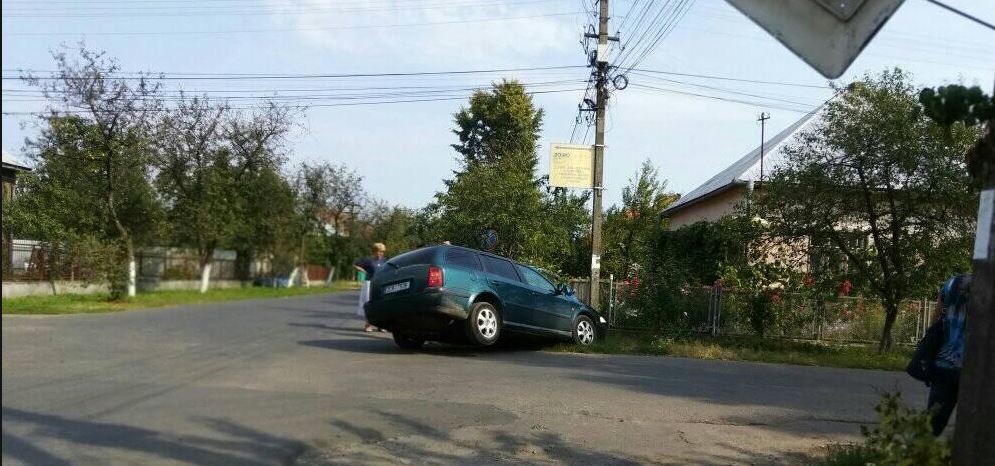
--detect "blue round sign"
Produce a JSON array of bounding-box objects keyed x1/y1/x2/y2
[{"x1": 481, "y1": 229, "x2": 499, "y2": 251}]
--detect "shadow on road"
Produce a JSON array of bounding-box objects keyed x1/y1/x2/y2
[
  {"x1": 298, "y1": 335, "x2": 552, "y2": 357},
  {"x1": 299, "y1": 338, "x2": 399, "y2": 354},
  {"x1": 2, "y1": 407, "x2": 304, "y2": 466},
  {"x1": 500, "y1": 351, "x2": 918, "y2": 438},
  {"x1": 297, "y1": 409, "x2": 656, "y2": 466},
  {"x1": 295, "y1": 408, "x2": 820, "y2": 466}
]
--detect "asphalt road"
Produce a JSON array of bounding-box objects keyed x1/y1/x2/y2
[{"x1": 2, "y1": 291, "x2": 926, "y2": 465}]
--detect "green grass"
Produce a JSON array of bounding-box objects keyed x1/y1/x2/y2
[
  {"x1": 2, "y1": 281, "x2": 360, "y2": 315},
  {"x1": 815, "y1": 444, "x2": 881, "y2": 466},
  {"x1": 549, "y1": 331, "x2": 911, "y2": 371}
]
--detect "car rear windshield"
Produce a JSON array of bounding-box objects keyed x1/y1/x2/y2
[{"x1": 387, "y1": 248, "x2": 438, "y2": 268}]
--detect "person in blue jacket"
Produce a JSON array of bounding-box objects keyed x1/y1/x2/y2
[
  {"x1": 354, "y1": 243, "x2": 387, "y2": 332},
  {"x1": 927, "y1": 273, "x2": 972, "y2": 436}
]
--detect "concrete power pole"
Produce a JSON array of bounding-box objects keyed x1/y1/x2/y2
[
  {"x1": 588, "y1": 0, "x2": 611, "y2": 310},
  {"x1": 757, "y1": 112, "x2": 770, "y2": 183},
  {"x1": 952, "y1": 79, "x2": 995, "y2": 466}
]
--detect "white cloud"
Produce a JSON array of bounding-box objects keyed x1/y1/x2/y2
[{"x1": 265, "y1": 0, "x2": 577, "y2": 64}]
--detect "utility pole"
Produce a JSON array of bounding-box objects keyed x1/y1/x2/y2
[
  {"x1": 585, "y1": 0, "x2": 616, "y2": 310},
  {"x1": 757, "y1": 112, "x2": 770, "y2": 183},
  {"x1": 953, "y1": 79, "x2": 995, "y2": 466}
]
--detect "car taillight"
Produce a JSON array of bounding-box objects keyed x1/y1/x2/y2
[{"x1": 427, "y1": 265, "x2": 444, "y2": 288}]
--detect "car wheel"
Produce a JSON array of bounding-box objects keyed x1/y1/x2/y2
[
  {"x1": 466, "y1": 302, "x2": 501, "y2": 346},
  {"x1": 393, "y1": 332, "x2": 425, "y2": 350},
  {"x1": 573, "y1": 315, "x2": 597, "y2": 346}
]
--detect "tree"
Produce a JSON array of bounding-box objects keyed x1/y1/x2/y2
[
  {"x1": 154, "y1": 95, "x2": 233, "y2": 293},
  {"x1": 602, "y1": 159, "x2": 679, "y2": 279},
  {"x1": 290, "y1": 162, "x2": 333, "y2": 287},
  {"x1": 230, "y1": 165, "x2": 296, "y2": 280},
  {"x1": 756, "y1": 69, "x2": 980, "y2": 351},
  {"x1": 223, "y1": 103, "x2": 298, "y2": 281},
  {"x1": 434, "y1": 81, "x2": 547, "y2": 258},
  {"x1": 19, "y1": 47, "x2": 163, "y2": 297}
]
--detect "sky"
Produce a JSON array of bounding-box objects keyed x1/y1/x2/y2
[{"x1": 2, "y1": 0, "x2": 993, "y2": 210}]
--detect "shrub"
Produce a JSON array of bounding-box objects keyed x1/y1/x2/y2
[{"x1": 818, "y1": 391, "x2": 950, "y2": 466}]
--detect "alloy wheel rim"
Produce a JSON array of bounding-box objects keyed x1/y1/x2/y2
[
  {"x1": 577, "y1": 321, "x2": 594, "y2": 345},
  {"x1": 477, "y1": 308, "x2": 498, "y2": 339}
]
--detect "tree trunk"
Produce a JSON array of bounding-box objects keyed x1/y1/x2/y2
[
  {"x1": 301, "y1": 264, "x2": 310, "y2": 288},
  {"x1": 878, "y1": 299, "x2": 898, "y2": 353},
  {"x1": 287, "y1": 267, "x2": 298, "y2": 288},
  {"x1": 126, "y1": 249, "x2": 136, "y2": 298},
  {"x1": 298, "y1": 236, "x2": 308, "y2": 288},
  {"x1": 199, "y1": 262, "x2": 212, "y2": 293}
]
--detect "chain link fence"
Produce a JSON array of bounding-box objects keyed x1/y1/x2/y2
[{"x1": 571, "y1": 279, "x2": 936, "y2": 345}]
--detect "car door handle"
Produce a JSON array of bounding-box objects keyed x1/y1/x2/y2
[{"x1": 489, "y1": 280, "x2": 503, "y2": 286}]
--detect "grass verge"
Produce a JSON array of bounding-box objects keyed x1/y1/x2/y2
[
  {"x1": 549, "y1": 331, "x2": 911, "y2": 371},
  {"x1": 2, "y1": 281, "x2": 359, "y2": 315}
]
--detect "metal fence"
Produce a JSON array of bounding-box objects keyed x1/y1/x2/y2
[
  {"x1": 2, "y1": 239, "x2": 97, "y2": 281},
  {"x1": 2, "y1": 239, "x2": 340, "y2": 286},
  {"x1": 570, "y1": 279, "x2": 936, "y2": 345},
  {"x1": 136, "y1": 249, "x2": 238, "y2": 281}
]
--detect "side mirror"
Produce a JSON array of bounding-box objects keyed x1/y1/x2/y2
[{"x1": 556, "y1": 283, "x2": 574, "y2": 296}]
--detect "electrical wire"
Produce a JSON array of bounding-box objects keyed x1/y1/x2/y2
[{"x1": 1, "y1": 11, "x2": 585, "y2": 36}]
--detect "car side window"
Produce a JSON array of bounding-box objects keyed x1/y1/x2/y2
[
  {"x1": 445, "y1": 249, "x2": 482, "y2": 271},
  {"x1": 480, "y1": 255, "x2": 520, "y2": 282},
  {"x1": 518, "y1": 266, "x2": 556, "y2": 293}
]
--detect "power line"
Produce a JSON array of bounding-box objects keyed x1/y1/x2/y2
[
  {"x1": 1, "y1": 87, "x2": 587, "y2": 116},
  {"x1": 620, "y1": 0, "x2": 693, "y2": 74},
  {"x1": 2, "y1": 79, "x2": 586, "y2": 97},
  {"x1": 629, "y1": 71, "x2": 825, "y2": 106},
  {"x1": 1, "y1": 81, "x2": 588, "y2": 103},
  {"x1": 923, "y1": 0, "x2": 995, "y2": 32},
  {"x1": 1, "y1": 11, "x2": 585, "y2": 36},
  {"x1": 632, "y1": 67, "x2": 832, "y2": 89},
  {"x1": 629, "y1": 82, "x2": 816, "y2": 113},
  {"x1": 1, "y1": 0, "x2": 567, "y2": 18},
  {"x1": 3, "y1": 65, "x2": 586, "y2": 81}
]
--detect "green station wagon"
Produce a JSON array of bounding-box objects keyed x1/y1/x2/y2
[{"x1": 364, "y1": 245, "x2": 606, "y2": 349}]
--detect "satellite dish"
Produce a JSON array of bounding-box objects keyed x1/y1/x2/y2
[{"x1": 725, "y1": 0, "x2": 906, "y2": 78}]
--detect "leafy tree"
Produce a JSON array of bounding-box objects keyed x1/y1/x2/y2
[
  {"x1": 434, "y1": 80, "x2": 590, "y2": 275},
  {"x1": 290, "y1": 162, "x2": 333, "y2": 286},
  {"x1": 18, "y1": 47, "x2": 164, "y2": 297},
  {"x1": 434, "y1": 81, "x2": 547, "y2": 258},
  {"x1": 222, "y1": 104, "x2": 298, "y2": 280},
  {"x1": 230, "y1": 165, "x2": 296, "y2": 279},
  {"x1": 755, "y1": 69, "x2": 980, "y2": 351},
  {"x1": 602, "y1": 159, "x2": 679, "y2": 279},
  {"x1": 154, "y1": 95, "x2": 233, "y2": 292}
]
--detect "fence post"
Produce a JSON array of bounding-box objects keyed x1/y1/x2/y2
[
  {"x1": 717, "y1": 287, "x2": 723, "y2": 336},
  {"x1": 608, "y1": 274, "x2": 614, "y2": 327},
  {"x1": 707, "y1": 287, "x2": 715, "y2": 335}
]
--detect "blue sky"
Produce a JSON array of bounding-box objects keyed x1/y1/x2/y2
[{"x1": 3, "y1": 0, "x2": 993, "y2": 209}]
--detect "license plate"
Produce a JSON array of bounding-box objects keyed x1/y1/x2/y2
[{"x1": 383, "y1": 281, "x2": 410, "y2": 294}]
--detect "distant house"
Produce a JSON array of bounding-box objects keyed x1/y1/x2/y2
[
  {"x1": 662, "y1": 106, "x2": 824, "y2": 230},
  {"x1": 2, "y1": 159, "x2": 31, "y2": 203},
  {"x1": 2, "y1": 156, "x2": 32, "y2": 277}
]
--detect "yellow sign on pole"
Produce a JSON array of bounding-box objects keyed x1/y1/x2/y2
[{"x1": 549, "y1": 143, "x2": 594, "y2": 188}]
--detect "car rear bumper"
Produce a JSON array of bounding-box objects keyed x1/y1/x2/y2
[{"x1": 364, "y1": 289, "x2": 469, "y2": 333}]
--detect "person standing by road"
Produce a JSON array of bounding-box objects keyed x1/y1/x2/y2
[
  {"x1": 355, "y1": 242, "x2": 388, "y2": 332},
  {"x1": 927, "y1": 273, "x2": 972, "y2": 436}
]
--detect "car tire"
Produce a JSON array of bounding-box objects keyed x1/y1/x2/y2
[
  {"x1": 573, "y1": 315, "x2": 597, "y2": 346},
  {"x1": 466, "y1": 301, "x2": 501, "y2": 346},
  {"x1": 393, "y1": 332, "x2": 425, "y2": 350}
]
